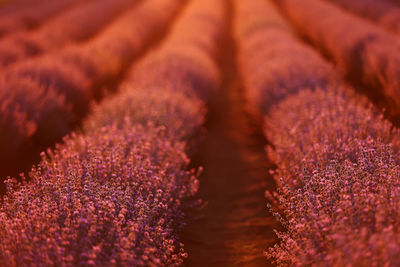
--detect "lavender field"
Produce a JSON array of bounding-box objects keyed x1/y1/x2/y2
[{"x1": 1, "y1": 0, "x2": 400, "y2": 266}]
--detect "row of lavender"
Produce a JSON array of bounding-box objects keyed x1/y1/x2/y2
[
  {"x1": 0, "y1": 0, "x2": 83, "y2": 38},
  {"x1": 0, "y1": 0, "x2": 137, "y2": 69},
  {"x1": 0, "y1": 0, "x2": 182, "y2": 179},
  {"x1": 324, "y1": 0, "x2": 400, "y2": 37},
  {"x1": 275, "y1": 0, "x2": 400, "y2": 119},
  {"x1": 0, "y1": 0, "x2": 226, "y2": 265},
  {"x1": 235, "y1": 0, "x2": 400, "y2": 265}
]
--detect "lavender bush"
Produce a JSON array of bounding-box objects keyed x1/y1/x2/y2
[
  {"x1": 0, "y1": 0, "x2": 183, "y2": 176},
  {"x1": 234, "y1": 0, "x2": 336, "y2": 115},
  {"x1": 277, "y1": 0, "x2": 400, "y2": 113},
  {"x1": 130, "y1": 0, "x2": 226, "y2": 101},
  {"x1": 0, "y1": 0, "x2": 135, "y2": 68},
  {"x1": 267, "y1": 89, "x2": 400, "y2": 266},
  {"x1": 85, "y1": 82, "x2": 206, "y2": 142},
  {"x1": 60, "y1": 0, "x2": 183, "y2": 85},
  {"x1": 7, "y1": 58, "x2": 90, "y2": 115},
  {"x1": 0, "y1": 0, "x2": 82, "y2": 38},
  {"x1": 235, "y1": 0, "x2": 400, "y2": 265},
  {"x1": 0, "y1": 122, "x2": 198, "y2": 266},
  {"x1": 266, "y1": 88, "x2": 400, "y2": 188},
  {"x1": 0, "y1": 33, "x2": 47, "y2": 68},
  {"x1": 326, "y1": 0, "x2": 400, "y2": 36},
  {"x1": 0, "y1": 76, "x2": 72, "y2": 146},
  {"x1": 0, "y1": 0, "x2": 226, "y2": 265},
  {"x1": 161, "y1": 0, "x2": 226, "y2": 59},
  {"x1": 131, "y1": 53, "x2": 220, "y2": 102}
]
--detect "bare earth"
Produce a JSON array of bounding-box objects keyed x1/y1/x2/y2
[{"x1": 182, "y1": 7, "x2": 279, "y2": 265}]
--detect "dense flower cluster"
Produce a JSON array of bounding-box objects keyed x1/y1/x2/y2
[
  {"x1": 267, "y1": 89, "x2": 400, "y2": 266},
  {"x1": 130, "y1": 0, "x2": 226, "y2": 101},
  {"x1": 234, "y1": 0, "x2": 336, "y2": 114},
  {"x1": 0, "y1": 0, "x2": 135, "y2": 68},
  {"x1": 0, "y1": 0, "x2": 82, "y2": 38},
  {"x1": 0, "y1": 0, "x2": 183, "y2": 176},
  {"x1": 85, "y1": 83, "x2": 206, "y2": 143},
  {"x1": 132, "y1": 53, "x2": 220, "y2": 102},
  {"x1": 266, "y1": 88, "x2": 400, "y2": 188},
  {"x1": 73, "y1": 0, "x2": 183, "y2": 83},
  {"x1": 277, "y1": 0, "x2": 400, "y2": 113},
  {"x1": 0, "y1": 0, "x2": 226, "y2": 265},
  {"x1": 87, "y1": 0, "x2": 226, "y2": 153},
  {"x1": 235, "y1": 0, "x2": 400, "y2": 265},
  {"x1": 0, "y1": 77, "x2": 72, "y2": 148},
  {"x1": 86, "y1": 0, "x2": 227, "y2": 152},
  {"x1": 326, "y1": 0, "x2": 400, "y2": 36},
  {"x1": 0, "y1": 122, "x2": 198, "y2": 266}
]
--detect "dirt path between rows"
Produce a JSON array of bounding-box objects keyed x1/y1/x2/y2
[{"x1": 182, "y1": 2, "x2": 279, "y2": 265}]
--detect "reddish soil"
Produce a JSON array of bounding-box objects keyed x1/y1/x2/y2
[{"x1": 182, "y1": 3, "x2": 279, "y2": 265}]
